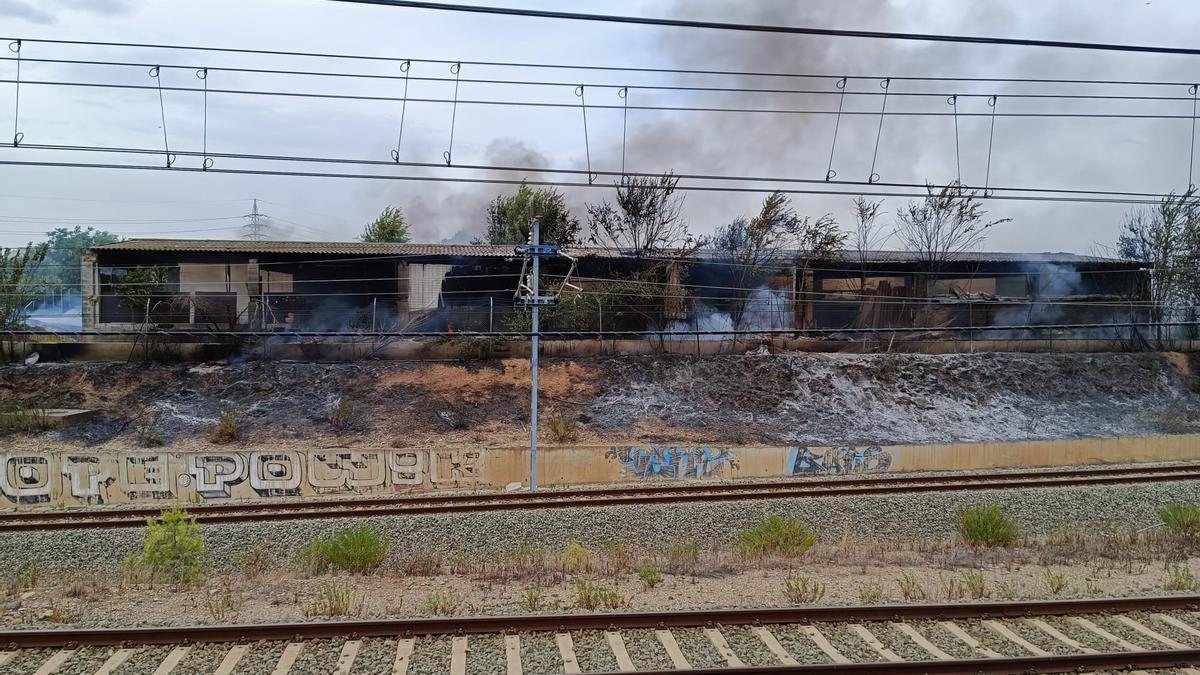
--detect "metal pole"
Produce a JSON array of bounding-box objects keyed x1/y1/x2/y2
[
  {"x1": 489, "y1": 296, "x2": 494, "y2": 333},
  {"x1": 372, "y1": 297, "x2": 377, "y2": 331},
  {"x1": 529, "y1": 218, "x2": 541, "y2": 492}
]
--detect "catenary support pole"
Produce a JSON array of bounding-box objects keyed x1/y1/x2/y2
[{"x1": 529, "y1": 218, "x2": 540, "y2": 492}]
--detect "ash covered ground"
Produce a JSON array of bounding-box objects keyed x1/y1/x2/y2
[{"x1": 0, "y1": 351, "x2": 1196, "y2": 450}]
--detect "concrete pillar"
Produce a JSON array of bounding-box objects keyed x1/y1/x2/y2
[
  {"x1": 246, "y1": 258, "x2": 261, "y2": 328},
  {"x1": 80, "y1": 252, "x2": 99, "y2": 332}
]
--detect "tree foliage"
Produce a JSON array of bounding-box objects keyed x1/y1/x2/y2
[
  {"x1": 711, "y1": 192, "x2": 844, "y2": 328},
  {"x1": 482, "y1": 183, "x2": 580, "y2": 245},
  {"x1": 893, "y1": 182, "x2": 1009, "y2": 295},
  {"x1": 850, "y1": 196, "x2": 887, "y2": 294},
  {"x1": 586, "y1": 173, "x2": 701, "y2": 258},
  {"x1": 40, "y1": 226, "x2": 119, "y2": 287},
  {"x1": 112, "y1": 266, "x2": 169, "y2": 321},
  {"x1": 1116, "y1": 188, "x2": 1200, "y2": 336},
  {"x1": 360, "y1": 206, "x2": 410, "y2": 243},
  {"x1": 0, "y1": 243, "x2": 50, "y2": 329}
]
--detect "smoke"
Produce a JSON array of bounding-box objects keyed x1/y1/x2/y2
[
  {"x1": 667, "y1": 285, "x2": 793, "y2": 339},
  {"x1": 612, "y1": 1, "x2": 1200, "y2": 253},
  {"x1": 25, "y1": 292, "x2": 82, "y2": 331}
]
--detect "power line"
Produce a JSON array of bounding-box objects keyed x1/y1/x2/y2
[
  {"x1": 0, "y1": 158, "x2": 1177, "y2": 206},
  {"x1": 321, "y1": 0, "x2": 1200, "y2": 57},
  {"x1": 8, "y1": 77, "x2": 1199, "y2": 120},
  {"x1": 5, "y1": 54, "x2": 1198, "y2": 101},
  {"x1": 4, "y1": 142, "x2": 1189, "y2": 204}
]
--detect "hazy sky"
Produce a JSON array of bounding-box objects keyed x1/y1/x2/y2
[{"x1": 1, "y1": 0, "x2": 1199, "y2": 253}]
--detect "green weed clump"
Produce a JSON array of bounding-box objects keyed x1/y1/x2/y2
[
  {"x1": 298, "y1": 525, "x2": 388, "y2": 575},
  {"x1": 125, "y1": 507, "x2": 208, "y2": 585},
  {"x1": 1160, "y1": 503, "x2": 1200, "y2": 537},
  {"x1": 665, "y1": 541, "x2": 701, "y2": 574},
  {"x1": 735, "y1": 516, "x2": 818, "y2": 559},
  {"x1": 574, "y1": 578, "x2": 624, "y2": 609},
  {"x1": 425, "y1": 591, "x2": 463, "y2": 615},
  {"x1": 954, "y1": 504, "x2": 1018, "y2": 547},
  {"x1": 328, "y1": 398, "x2": 354, "y2": 433},
  {"x1": 561, "y1": 541, "x2": 593, "y2": 573},
  {"x1": 305, "y1": 584, "x2": 357, "y2": 617},
  {"x1": 1165, "y1": 564, "x2": 1200, "y2": 591},
  {"x1": 783, "y1": 575, "x2": 826, "y2": 604},
  {"x1": 637, "y1": 563, "x2": 663, "y2": 589}
]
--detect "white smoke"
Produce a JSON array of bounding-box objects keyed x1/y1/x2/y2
[
  {"x1": 25, "y1": 292, "x2": 82, "y2": 332},
  {"x1": 667, "y1": 286, "x2": 793, "y2": 340}
]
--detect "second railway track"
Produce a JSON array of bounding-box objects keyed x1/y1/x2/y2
[
  {"x1": 3, "y1": 463, "x2": 1199, "y2": 533},
  {"x1": 4, "y1": 596, "x2": 1200, "y2": 673}
]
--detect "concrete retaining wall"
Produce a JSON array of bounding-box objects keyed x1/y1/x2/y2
[{"x1": 3, "y1": 434, "x2": 1199, "y2": 508}]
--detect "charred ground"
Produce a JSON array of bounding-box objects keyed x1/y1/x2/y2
[{"x1": 0, "y1": 351, "x2": 1196, "y2": 450}]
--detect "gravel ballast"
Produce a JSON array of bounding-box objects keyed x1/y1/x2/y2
[{"x1": 8, "y1": 480, "x2": 1200, "y2": 574}]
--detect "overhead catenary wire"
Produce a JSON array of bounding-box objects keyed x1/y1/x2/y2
[
  {"x1": 6, "y1": 55, "x2": 1200, "y2": 102},
  {"x1": 320, "y1": 0, "x2": 1200, "y2": 57},
  {"x1": 7, "y1": 76, "x2": 1200, "y2": 121},
  {"x1": 10, "y1": 36, "x2": 1200, "y2": 86},
  {"x1": 0, "y1": 159, "x2": 1182, "y2": 206}
]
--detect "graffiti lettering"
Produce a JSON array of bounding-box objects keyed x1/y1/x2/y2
[
  {"x1": 309, "y1": 451, "x2": 386, "y2": 490},
  {"x1": 186, "y1": 454, "x2": 246, "y2": 499},
  {"x1": 786, "y1": 446, "x2": 892, "y2": 476},
  {"x1": 123, "y1": 454, "x2": 173, "y2": 500},
  {"x1": 0, "y1": 455, "x2": 52, "y2": 504},
  {"x1": 605, "y1": 446, "x2": 738, "y2": 480},
  {"x1": 249, "y1": 451, "x2": 303, "y2": 497},
  {"x1": 62, "y1": 455, "x2": 115, "y2": 505}
]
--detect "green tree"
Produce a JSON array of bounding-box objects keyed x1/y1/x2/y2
[
  {"x1": 40, "y1": 226, "x2": 119, "y2": 288},
  {"x1": 113, "y1": 266, "x2": 169, "y2": 322},
  {"x1": 1, "y1": 243, "x2": 50, "y2": 361},
  {"x1": 712, "y1": 192, "x2": 844, "y2": 329},
  {"x1": 586, "y1": 172, "x2": 700, "y2": 258},
  {"x1": 482, "y1": 183, "x2": 580, "y2": 245},
  {"x1": 360, "y1": 206, "x2": 410, "y2": 243},
  {"x1": 1116, "y1": 188, "x2": 1200, "y2": 342}
]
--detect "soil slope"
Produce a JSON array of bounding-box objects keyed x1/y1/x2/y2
[{"x1": 0, "y1": 351, "x2": 1196, "y2": 450}]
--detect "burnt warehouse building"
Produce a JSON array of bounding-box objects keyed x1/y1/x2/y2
[{"x1": 82, "y1": 239, "x2": 1147, "y2": 335}]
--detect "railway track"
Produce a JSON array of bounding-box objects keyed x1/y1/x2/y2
[
  {"x1": 2, "y1": 463, "x2": 1199, "y2": 533},
  {"x1": 4, "y1": 596, "x2": 1200, "y2": 673}
]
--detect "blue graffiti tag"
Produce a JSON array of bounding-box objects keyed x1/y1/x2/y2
[
  {"x1": 786, "y1": 446, "x2": 892, "y2": 476},
  {"x1": 605, "y1": 445, "x2": 738, "y2": 480}
]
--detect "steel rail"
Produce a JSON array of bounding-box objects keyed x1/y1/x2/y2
[
  {"x1": 2, "y1": 595, "x2": 1198, "y2": 648},
  {"x1": 3, "y1": 464, "x2": 1198, "y2": 533}
]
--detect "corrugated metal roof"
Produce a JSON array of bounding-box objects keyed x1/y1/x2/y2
[{"x1": 91, "y1": 239, "x2": 1129, "y2": 265}]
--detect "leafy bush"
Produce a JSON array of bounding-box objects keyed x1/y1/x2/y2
[
  {"x1": 425, "y1": 591, "x2": 462, "y2": 615},
  {"x1": 735, "y1": 516, "x2": 818, "y2": 559},
  {"x1": 125, "y1": 507, "x2": 208, "y2": 585},
  {"x1": 547, "y1": 416, "x2": 579, "y2": 443},
  {"x1": 561, "y1": 541, "x2": 592, "y2": 573},
  {"x1": 207, "y1": 407, "x2": 241, "y2": 445},
  {"x1": 1161, "y1": 503, "x2": 1200, "y2": 537},
  {"x1": 328, "y1": 398, "x2": 353, "y2": 433},
  {"x1": 783, "y1": 575, "x2": 825, "y2": 603},
  {"x1": 637, "y1": 563, "x2": 663, "y2": 589},
  {"x1": 298, "y1": 526, "x2": 388, "y2": 575},
  {"x1": 954, "y1": 504, "x2": 1018, "y2": 547}
]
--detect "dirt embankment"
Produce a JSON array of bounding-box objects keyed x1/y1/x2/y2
[{"x1": 0, "y1": 351, "x2": 1197, "y2": 451}]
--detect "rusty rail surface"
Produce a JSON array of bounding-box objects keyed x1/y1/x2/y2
[
  {"x1": 2, "y1": 595, "x2": 1199, "y2": 649},
  {"x1": 3, "y1": 463, "x2": 1200, "y2": 532}
]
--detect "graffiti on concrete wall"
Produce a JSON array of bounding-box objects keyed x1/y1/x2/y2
[
  {"x1": 786, "y1": 446, "x2": 892, "y2": 476},
  {"x1": 0, "y1": 449, "x2": 481, "y2": 506},
  {"x1": 605, "y1": 445, "x2": 738, "y2": 480}
]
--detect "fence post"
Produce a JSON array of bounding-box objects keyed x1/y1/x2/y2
[{"x1": 489, "y1": 296, "x2": 494, "y2": 333}]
